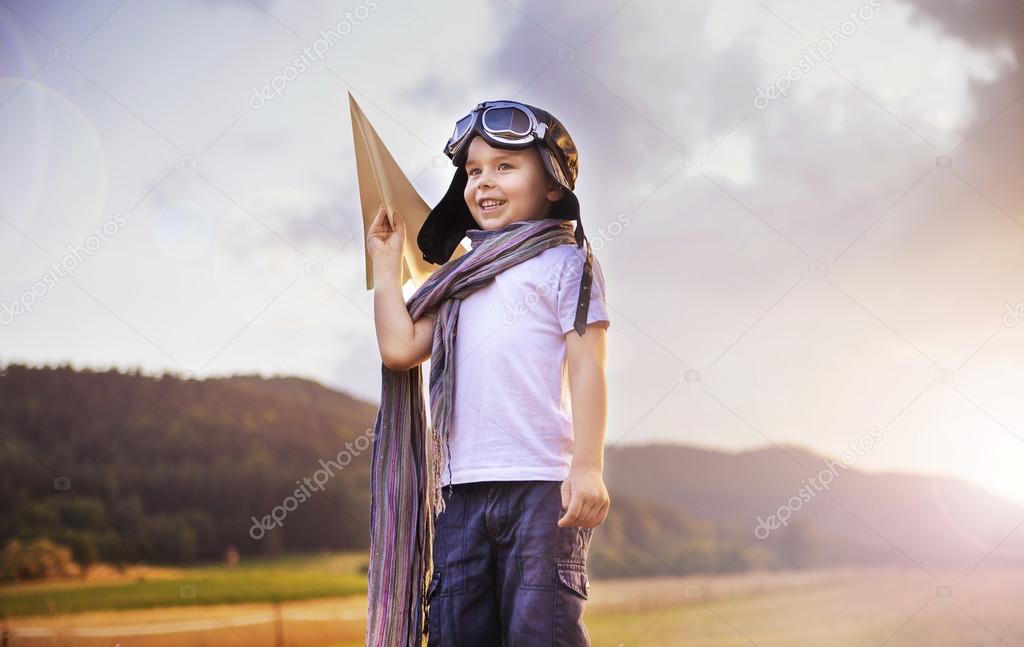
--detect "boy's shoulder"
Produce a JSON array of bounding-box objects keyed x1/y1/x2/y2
[
  {"x1": 542, "y1": 242, "x2": 606, "y2": 282},
  {"x1": 538, "y1": 241, "x2": 586, "y2": 264},
  {"x1": 522, "y1": 243, "x2": 593, "y2": 284},
  {"x1": 537, "y1": 241, "x2": 599, "y2": 267}
]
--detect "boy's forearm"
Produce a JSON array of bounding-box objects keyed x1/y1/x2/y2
[
  {"x1": 372, "y1": 263, "x2": 415, "y2": 367},
  {"x1": 568, "y1": 363, "x2": 608, "y2": 475}
]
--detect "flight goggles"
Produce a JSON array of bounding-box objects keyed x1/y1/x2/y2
[
  {"x1": 443, "y1": 100, "x2": 578, "y2": 193},
  {"x1": 444, "y1": 100, "x2": 550, "y2": 165}
]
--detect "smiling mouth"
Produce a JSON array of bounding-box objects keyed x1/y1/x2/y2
[{"x1": 479, "y1": 199, "x2": 507, "y2": 213}]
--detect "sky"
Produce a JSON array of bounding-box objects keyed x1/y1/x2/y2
[{"x1": 2, "y1": 0, "x2": 1024, "y2": 507}]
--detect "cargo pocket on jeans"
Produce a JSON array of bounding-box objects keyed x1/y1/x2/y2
[{"x1": 555, "y1": 560, "x2": 590, "y2": 599}]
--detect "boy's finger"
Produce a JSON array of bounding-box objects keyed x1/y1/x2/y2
[
  {"x1": 382, "y1": 207, "x2": 396, "y2": 229},
  {"x1": 557, "y1": 494, "x2": 582, "y2": 527},
  {"x1": 575, "y1": 501, "x2": 595, "y2": 527},
  {"x1": 369, "y1": 205, "x2": 388, "y2": 231}
]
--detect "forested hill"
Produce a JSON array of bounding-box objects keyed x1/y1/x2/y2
[{"x1": 0, "y1": 363, "x2": 380, "y2": 567}]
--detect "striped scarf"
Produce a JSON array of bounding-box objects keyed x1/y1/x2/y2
[{"x1": 365, "y1": 217, "x2": 580, "y2": 645}]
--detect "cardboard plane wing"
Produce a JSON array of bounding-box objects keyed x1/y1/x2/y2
[{"x1": 350, "y1": 92, "x2": 468, "y2": 290}]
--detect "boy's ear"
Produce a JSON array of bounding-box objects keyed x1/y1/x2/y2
[{"x1": 547, "y1": 181, "x2": 565, "y2": 202}]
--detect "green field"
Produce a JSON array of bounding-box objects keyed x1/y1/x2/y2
[{"x1": 0, "y1": 551, "x2": 369, "y2": 618}]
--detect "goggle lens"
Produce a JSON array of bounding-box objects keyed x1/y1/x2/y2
[
  {"x1": 449, "y1": 114, "x2": 475, "y2": 146},
  {"x1": 482, "y1": 106, "x2": 532, "y2": 137}
]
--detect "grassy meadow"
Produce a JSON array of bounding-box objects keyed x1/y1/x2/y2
[{"x1": 0, "y1": 552, "x2": 369, "y2": 618}]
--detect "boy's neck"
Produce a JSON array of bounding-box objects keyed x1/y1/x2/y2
[
  {"x1": 471, "y1": 213, "x2": 559, "y2": 231},
  {"x1": 466, "y1": 216, "x2": 567, "y2": 246}
]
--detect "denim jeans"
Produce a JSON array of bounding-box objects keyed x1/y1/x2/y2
[{"x1": 424, "y1": 479, "x2": 594, "y2": 646}]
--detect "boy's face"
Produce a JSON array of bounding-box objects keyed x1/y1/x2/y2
[{"x1": 463, "y1": 135, "x2": 565, "y2": 230}]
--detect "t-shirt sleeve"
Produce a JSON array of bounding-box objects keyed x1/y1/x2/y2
[{"x1": 556, "y1": 246, "x2": 610, "y2": 336}]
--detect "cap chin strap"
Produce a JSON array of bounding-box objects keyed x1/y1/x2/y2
[{"x1": 571, "y1": 215, "x2": 594, "y2": 337}]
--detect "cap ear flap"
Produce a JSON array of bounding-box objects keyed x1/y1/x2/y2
[{"x1": 418, "y1": 167, "x2": 478, "y2": 265}]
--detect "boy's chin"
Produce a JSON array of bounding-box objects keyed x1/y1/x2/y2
[
  {"x1": 474, "y1": 211, "x2": 514, "y2": 229},
  {"x1": 473, "y1": 209, "x2": 544, "y2": 230}
]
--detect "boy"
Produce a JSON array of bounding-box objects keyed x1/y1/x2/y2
[{"x1": 365, "y1": 100, "x2": 610, "y2": 646}]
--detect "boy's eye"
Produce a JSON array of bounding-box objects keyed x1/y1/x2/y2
[{"x1": 467, "y1": 163, "x2": 512, "y2": 176}]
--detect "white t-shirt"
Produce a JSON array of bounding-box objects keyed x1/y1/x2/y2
[{"x1": 439, "y1": 222, "x2": 611, "y2": 486}]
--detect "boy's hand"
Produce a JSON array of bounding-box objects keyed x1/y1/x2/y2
[
  {"x1": 557, "y1": 468, "x2": 610, "y2": 529},
  {"x1": 366, "y1": 204, "x2": 404, "y2": 278}
]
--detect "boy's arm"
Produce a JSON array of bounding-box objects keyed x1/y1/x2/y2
[
  {"x1": 557, "y1": 321, "x2": 611, "y2": 529},
  {"x1": 372, "y1": 262, "x2": 435, "y2": 371},
  {"x1": 367, "y1": 207, "x2": 434, "y2": 371}
]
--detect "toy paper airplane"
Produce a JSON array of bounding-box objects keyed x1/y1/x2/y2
[{"x1": 349, "y1": 92, "x2": 468, "y2": 290}]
